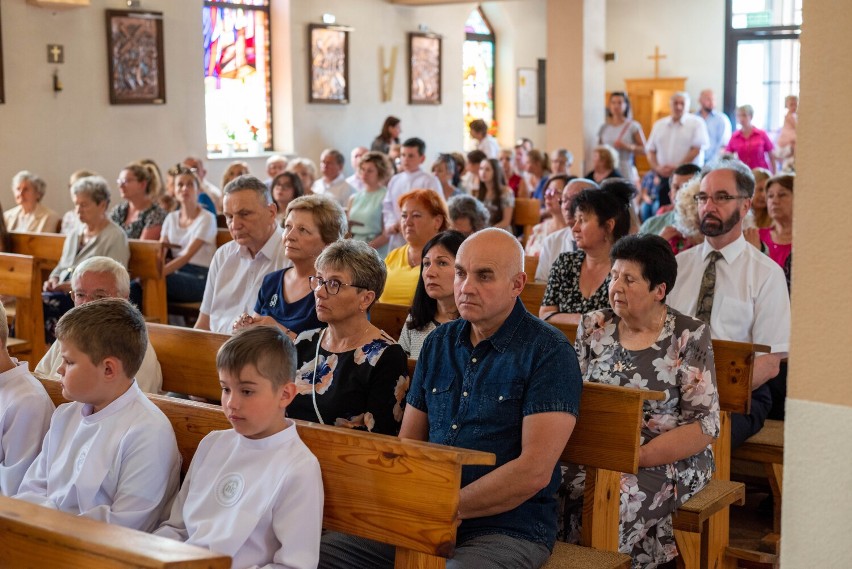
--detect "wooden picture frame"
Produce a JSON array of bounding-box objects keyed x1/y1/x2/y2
[
  {"x1": 308, "y1": 24, "x2": 350, "y2": 104},
  {"x1": 0, "y1": 2, "x2": 5, "y2": 104},
  {"x1": 105, "y1": 10, "x2": 166, "y2": 105},
  {"x1": 408, "y1": 32, "x2": 441, "y2": 105}
]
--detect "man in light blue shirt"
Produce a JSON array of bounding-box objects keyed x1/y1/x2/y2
[{"x1": 695, "y1": 89, "x2": 732, "y2": 165}]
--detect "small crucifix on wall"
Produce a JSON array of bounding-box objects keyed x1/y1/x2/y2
[
  {"x1": 647, "y1": 45, "x2": 666, "y2": 79},
  {"x1": 47, "y1": 44, "x2": 64, "y2": 64}
]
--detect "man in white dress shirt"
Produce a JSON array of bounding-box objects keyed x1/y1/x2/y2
[
  {"x1": 345, "y1": 146, "x2": 368, "y2": 192},
  {"x1": 311, "y1": 149, "x2": 356, "y2": 206},
  {"x1": 36, "y1": 256, "x2": 163, "y2": 394},
  {"x1": 196, "y1": 176, "x2": 289, "y2": 334},
  {"x1": 382, "y1": 137, "x2": 443, "y2": 251},
  {"x1": 646, "y1": 92, "x2": 709, "y2": 208},
  {"x1": 695, "y1": 89, "x2": 732, "y2": 166},
  {"x1": 469, "y1": 119, "x2": 500, "y2": 159},
  {"x1": 667, "y1": 160, "x2": 790, "y2": 448},
  {"x1": 535, "y1": 178, "x2": 598, "y2": 282}
]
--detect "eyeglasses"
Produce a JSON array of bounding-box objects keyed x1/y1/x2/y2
[
  {"x1": 308, "y1": 276, "x2": 367, "y2": 296},
  {"x1": 693, "y1": 193, "x2": 747, "y2": 205},
  {"x1": 69, "y1": 289, "x2": 114, "y2": 303},
  {"x1": 116, "y1": 178, "x2": 136, "y2": 186}
]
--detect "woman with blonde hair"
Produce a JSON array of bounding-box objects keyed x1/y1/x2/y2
[
  {"x1": 348, "y1": 151, "x2": 393, "y2": 256},
  {"x1": 112, "y1": 162, "x2": 167, "y2": 240},
  {"x1": 585, "y1": 145, "x2": 623, "y2": 184},
  {"x1": 287, "y1": 158, "x2": 318, "y2": 195},
  {"x1": 221, "y1": 161, "x2": 250, "y2": 190}
]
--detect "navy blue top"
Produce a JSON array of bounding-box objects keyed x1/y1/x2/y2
[
  {"x1": 253, "y1": 268, "x2": 323, "y2": 333},
  {"x1": 408, "y1": 298, "x2": 582, "y2": 549},
  {"x1": 198, "y1": 192, "x2": 217, "y2": 215}
]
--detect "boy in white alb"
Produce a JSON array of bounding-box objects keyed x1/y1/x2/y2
[
  {"x1": 155, "y1": 326, "x2": 323, "y2": 569},
  {"x1": 15, "y1": 299, "x2": 180, "y2": 531},
  {"x1": 0, "y1": 300, "x2": 54, "y2": 496}
]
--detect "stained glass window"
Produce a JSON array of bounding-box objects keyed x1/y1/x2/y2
[
  {"x1": 463, "y1": 8, "x2": 495, "y2": 148},
  {"x1": 203, "y1": 0, "x2": 272, "y2": 155}
]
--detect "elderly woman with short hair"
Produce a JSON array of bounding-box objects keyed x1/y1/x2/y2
[
  {"x1": 234, "y1": 194, "x2": 347, "y2": 338},
  {"x1": 560, "y1": 233, "x2": 719, "y2": 568},
  {"x1": 287, "y1": 158, "x2": 318, "y2": 196},
  {"x1": 447, "y1": 194, "x2": 489, "y2": 237},
  {"x1": 5, "y1": 171, "x2": 62, "y2": 233},
  {"x1": 726, "y1": 104, "x2": 775, "y2": 171},
  {"x1": 290, "y1": 239, "x2": 409, "y2": 436},
  {"x1": 584, "y1": 144, "x2": 623, "y2": 184}
]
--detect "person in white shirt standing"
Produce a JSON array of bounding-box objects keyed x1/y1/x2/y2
[
  {"x1": 646, "y1": 92, "x2": 709, "y2": 208},
  {"x1": 667, "y1": 160, "x2": 790, "y2": 448},
  {"x1": 311, "y1": 149, "x2": 356, "y2": 207},
  {"x1": 196, "y1": 176, "x2": 289, "y2": 334},
  {"x1": 382, "y1": 137, "x2": 443, "y2": 252},
  {"x1": 469, "y1": 118, "x2": 500, "y2": 159}
]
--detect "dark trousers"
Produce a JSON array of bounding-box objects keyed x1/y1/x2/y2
[{"x1": 730, "y1": 361, "x2": 788, "y2": 449}]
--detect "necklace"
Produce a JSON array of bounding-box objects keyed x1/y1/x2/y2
[{"x1": 323, "y1": 324, "x2": 373, "y2": 353}]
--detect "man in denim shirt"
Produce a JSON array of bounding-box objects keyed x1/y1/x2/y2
[{"x1": 319, "y1": 228, "x2": 582, "y2": 568}]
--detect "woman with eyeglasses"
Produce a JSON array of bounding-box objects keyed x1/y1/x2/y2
[
  {"x1": 233, "y1": 195, "x2": 346, "y2": 338},
  {"x1": 289, "y1": 239, "x2": 409, "y2": 436},
  {"x1": 111, "y1": 162, "x2": 167, "y2": 240},
  {"x1": 525, "y1": 174, "x2": 570, "y2": 257}
]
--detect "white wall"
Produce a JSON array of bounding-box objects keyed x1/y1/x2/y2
[
  {"x1": 605, "y1": 0, "x2": 726, "y2": 108},
  {"x1": 0, "y1": 0, "x2": 207, "y2": 215}
]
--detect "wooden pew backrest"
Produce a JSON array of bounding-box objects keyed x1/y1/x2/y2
[
  {"x1": 9, "y1": 231, "x2": 65, "y2": 263},
  {"x1": 371, "y1": 302, "x2": 410, "y2": 342},
  {"x1": 216, "y1": 228, "x2": 233, "y2": 248},
  {"x1": 0, "y1": 252, "x2": 47, "y2": 360},
  {"x1": 147, "y1": 323, "x2": 228, "y2": 401},
  {"x1": 520, "y1": 282, "x2": 546, "y2": 315},
  {"x1": 129, "y1": 239, "x2": 167, "y2": 323}
]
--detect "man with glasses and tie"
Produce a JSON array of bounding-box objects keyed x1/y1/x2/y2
[
  {"x1": 35, "y1": 256, "x2": 163, "y2": 394},
  {"x1": 667, "y1": 160, "x2": 790, "y2": 448}
]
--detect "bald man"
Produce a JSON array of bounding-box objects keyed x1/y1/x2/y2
[{"x1": 319, "y1": 229, "x2": 582, "y2": 569}]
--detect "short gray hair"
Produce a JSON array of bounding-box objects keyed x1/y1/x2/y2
[
  {"x1": 701, "y1": 159, "x2": 755, "y2": 198},
  {"x1": 287, "y1": 157, "x2": 317, "y2": 179},
  {"x1": 72, "y1": 175, "x2": 111, "y2": 205},
  {"x1": 223, "y1": 175, "x2": 273, "y2": 205},
  {"x1": 736, "y1": 104, "x2": 754, "y2": 117},
  {"x1": 671, "y1": 91, "x2": 691, "y2": 106},
  {"x1": 72, "y1": 256, "x2": 131, "y2": 298},
  {"x1": 12, "y1": 171, "x2": 47, "y2": 201},
  {"x1": 315, "y1": 239, "x2": 386, "y2": 308},
  {"x1": 266, "y1": 154, "x2": 288, "y2": 168},
  {"x1": 285, "y1": 194, "x2": 347, "y2": 244},
  {"x1": 321, "y1": 148, "x2": 345, "y2": 167},
  {"x1": 447, "y1": 195, "x2": 490, "y2": 233}
]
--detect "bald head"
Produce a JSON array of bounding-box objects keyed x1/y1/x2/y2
[{"x1": 455, "y1": 229, "x2": 526, "y2": 330}]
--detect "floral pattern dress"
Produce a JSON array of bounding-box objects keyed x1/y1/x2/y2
[
  {"x1": 559, "y1": 307, "x2": 720, "y2": 568},
  {"x1": 290, "y1": 328, "x2": 410, "y2": 436},
  {"x1": 542, "y1": 250, "x2": 611, "y2": 314}
]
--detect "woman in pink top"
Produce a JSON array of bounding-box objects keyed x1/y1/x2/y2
[
  {"x1": 758, "y1": 174, "x2": 793, "y2": 269},
  {"x1": 726, "y1": 105, "x2": 775, "y2": 170}
]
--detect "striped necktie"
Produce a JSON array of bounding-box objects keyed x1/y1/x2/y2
[{"x1": 695, "y1": 251, "x2": 723, "y2": 324}]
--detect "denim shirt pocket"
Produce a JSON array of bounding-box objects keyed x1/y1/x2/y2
[
  {"x1": 475, "y1": 380, "x2": 525, "y2": 440},
  {"x1": 424, "y1": 377, "x2": 457, "y2": 437}
]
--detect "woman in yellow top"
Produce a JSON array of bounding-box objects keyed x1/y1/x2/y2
[{"x1": 378, "y1": 189, "x2": 449, "y2": 306}]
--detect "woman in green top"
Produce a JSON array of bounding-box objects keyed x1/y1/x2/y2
[{"x1": 347, "y1": 151, "x2": 393, "y2": 257}]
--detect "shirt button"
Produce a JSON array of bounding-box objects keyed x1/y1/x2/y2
[
  {"x1": 463, "y1": 391, "x2": 469, "y2": 397},
  {"x1": 498, "y1": 396, "x2": 504, "y2": 401},
  {"x1": 472, "y1": 358, "x2": 478, "y2": 363},
  {"x1": 432, "y1": 388, "x2": 437, "y2": 393},
  {"x1": 451, "y1": 424, "x2": 458, "y2": 430}
]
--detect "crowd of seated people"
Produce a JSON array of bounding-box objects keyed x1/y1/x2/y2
[{"x1": 1, "y1": 100, "x2": 798, "y2": 567}]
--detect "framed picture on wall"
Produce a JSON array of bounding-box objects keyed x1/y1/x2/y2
[
  {"x1": 105, "y1": 10, "x2": 166, "y2": 105},
  {"x1": 517, "y1": 68, "x2": 537, "y2": 117},
  {"x1": 408, "y1": 32, "x2": 441, "y2": 105},
  {"x1": 308, "y1": 24, "x2": 350, "y2": 104}
]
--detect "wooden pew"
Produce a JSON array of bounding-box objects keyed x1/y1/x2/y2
[
  {"x1": 0, "y1": 495, "x2": 230, "y2": 568},
  {"x1": 513, "y1": 197, "x2": 541, "y2": 245},
  {"x1": 0, "y1": 253, "x2": 48, "y2": 361},
  {"x1": 524, "y1": 254, "x2": 540, "y2": 282},
  {"x1": 216, "y1": 228, "x2": 233, "y2": 248},
  {"x1": 37, "y1": 376, "x2": 496, "y2": 568},
  {"x1": 521, "y1": 281, "x2": 546, "y2": 315},
  {"x1": 371, "y1": 302, "x2": 410, "y2": 341},
  {"x1": 8, "y1": 231, "x2": 168, "y2": 323},
  {"x1": 147, "y1": 323, "x2": 227, "y2": 401}
]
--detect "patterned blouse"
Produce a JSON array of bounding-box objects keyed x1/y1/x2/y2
[
  {"x1": 290, "y1": 329, "x2": 410, "y2": 436},
  {"x1": 542, "y1": 250, "x2": 610, "y2": 314},
  {"x1": 111, "y1": 202, "x2": 167, "y2": 239}
]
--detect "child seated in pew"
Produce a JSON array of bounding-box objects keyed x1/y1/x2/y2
[
  {"x1": 0, "y1": 300, "x2": 55, "y2": 496},
  {"x1": 155, "y1": 326, "x2": 323, "y2": 569},
  {"x1": 15, "y1": 298, "x2": 180, "y2": 531}
]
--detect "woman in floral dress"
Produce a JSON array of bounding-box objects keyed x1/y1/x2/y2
[
  {"x1": 559, "y1": 234, "x2": 720, "y2": 568},
  {"x1": 290, "y1": 239, "x2": 409, "y2": 436}
]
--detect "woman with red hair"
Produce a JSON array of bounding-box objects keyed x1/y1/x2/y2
[{"x1": 378, "y1": 189, "x2": 449, "y2": 305}]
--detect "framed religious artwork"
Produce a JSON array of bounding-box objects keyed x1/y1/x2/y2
[
  {"x1": 408, "y1": 32, "x2": 441, "y2": 105},
  {"x1": 517, "y1": 68, "x2": 537, "y2": 118},
  {"x1": 308, "y1": 24, "x2": 350, "y2": 104},
  {"x1": 105, "y1": 10, "x2": 166, "y2": 105}
]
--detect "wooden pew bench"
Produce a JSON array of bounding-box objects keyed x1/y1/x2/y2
[
  {"x1": 147, "y1": 323, "x2": 227, "y2": 401},
  {"x1": 0, "y1": 252, "x2": 48, "y2": 361},
  {"x1": 8, "y1": 231, "x2": 168, "y2": 324},
  {"x1": 37, "y1": 376, "x2": 495, "y2": 568},
  {"x1": 521, "y1": 281, "x2": 547, "y2": 315}
]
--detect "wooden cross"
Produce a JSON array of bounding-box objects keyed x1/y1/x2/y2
[
  {"x1": 380, "y1": 45, "x2": 398, "y2": 102},
  {"x1": 647, "y1": 45, "x2": 666, "y2": 78},
  {"x1": 48, "y1": 44, "x2": 64, "y2": 64}
]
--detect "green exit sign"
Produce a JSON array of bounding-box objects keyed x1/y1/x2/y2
[{"x1": 747, "y1": 11, "x2": 772, "y2": 27}]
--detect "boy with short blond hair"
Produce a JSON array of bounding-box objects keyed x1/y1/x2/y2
[
  {"x1": 155, "y1": 326, "x2": 323, "y2": 568},
  {"x1": 0, "y1": 300, "x2": 54, "y2": 496},
  {"x1": 15, "y1": 298, "x2": 180, "y2": 531}
]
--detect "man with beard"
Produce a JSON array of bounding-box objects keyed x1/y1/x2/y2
[{"x1": 667, "y1": 160, "x2": 790, "y2": 447}]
